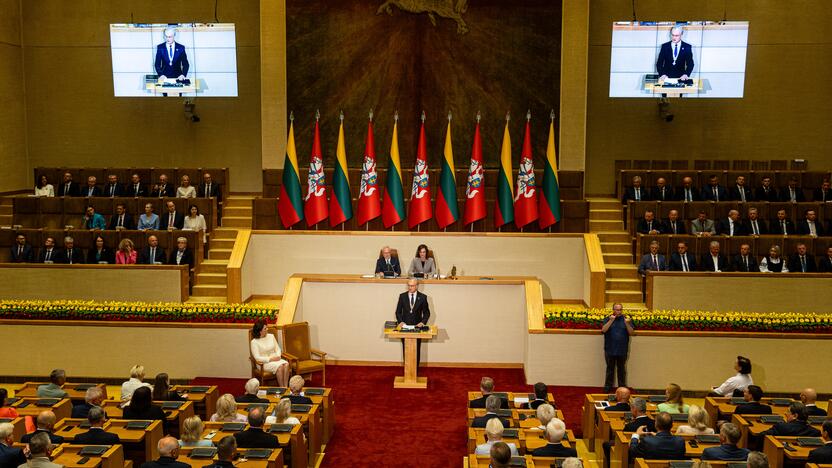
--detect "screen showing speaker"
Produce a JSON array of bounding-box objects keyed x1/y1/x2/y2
[
  {"x1": 110, "y1": 23, "x2": 238, "y2": 97},
  {"x1": 609, "y1": 21, "x2": 749, "y2": 98}
]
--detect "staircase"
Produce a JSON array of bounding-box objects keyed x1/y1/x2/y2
[
  {"x1": 189, "y1": 195, "x2": 253, "y2": 303},
  {"x1": 0, "y1": 198, "x2": 12, "y2": 226},
  {"x1": 587, "y1": 198, "x2": 646, "y2": 309}
]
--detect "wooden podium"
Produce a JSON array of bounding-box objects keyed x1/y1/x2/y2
[{"x1": 384, "y1": 325, "x2": 437, "y2": 389}]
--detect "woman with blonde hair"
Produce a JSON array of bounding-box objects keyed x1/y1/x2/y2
[
  {"x1": 266, "y1": 398, "x2": 301, "y2": 426},
  {"x1": 658, "y1": 383, "x2": 689, "y2": 413},
  {"x1": 675, "y1": 405, "x2": 715, "y2": 435},
  {"x1": 116, "y1": 239, "x2": 137, "y2": 265},
  {"x1": 210, "y1": 393, "x2": 247, "y2": 423},
  {"x1": 179, "y1": 416, "x2": 213, "y2": 447},
  {"x1": 120, "y1": 364, "x2": 151, "y2": 402}
]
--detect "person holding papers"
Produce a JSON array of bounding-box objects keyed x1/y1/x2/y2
[
  {"x1": 375, "y1": 245, "x2": 401, "y2": 277},
  {"x1": 395, "y1": 279, "x2": 431, "y2": 365}
]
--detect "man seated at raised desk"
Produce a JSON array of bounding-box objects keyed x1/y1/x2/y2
[
  {"x1": 472, "y1": 395, "x2": 511, "y2": 428},
  {"x1": 21, "y1": 410, "x2": 64, "y2": 444},
  {"x1": 813, "y1": 178, "x2": 832, "y2": 203},
  {"x1": 717, "y1": 209, "x2": 747, "y2": 237},
  {"x1": 138, "y1": 235, "x2": 167, "y2": 265},
  {"x1": 779, "y1": 177, "x2": 805, "y2": 202},
  {"x1": 761, "y1": 402, "x2": 821, "y2": 437},
  {"x1": 690, "y1": 211, "x2": 715, "y2": 236},
  {"x1": 108, "y1": 203, "x2": 135, "y2": 230},
  {"x1": 56, "y1": 236, "x2": 84, "y2": 264},
  {"x1": 83, "y1": 176, "x2": 101, "y2": 197},
  {"x1": 75, "y1": 406, "x2": 120, "y2": 445},
  {"x1": 10, "y1": 233, "x2": 34, "y2": 263},
  {"x1": 0, "y1": 422, "x2": 26, "y2": 468},
  {"x1": 701, "y1": 175, "x2": 728, "y2": 202},
  {"x1": 71, "y1": 386, "x2": 105, "y2": 419},
  {"x1": 235, "y1": 378, "x2": 269, "y2": 404},
  {"x1": 771, "y1": 209, "x2": 795, "y2": 235},
  {"x1": 629, "y1": 412, "x2": 686, "y2": 459},
  {"x1": 700, "y1": 240, "x2": 730, "y2": 272},
  {"x1": 374, "y1": 245, "x2": 401, "y2": 277},
  {"x1": 800, "y1": 388, "x2": 828, "y2": 416},
  {"x1": 702, "y1": 423, "x2": 750, "y2": 461},
  {"x1": 522, "y1": 382, "x2": 552, "y2": 410},
  {"x1": 651, "y1": 177, "x2": 674, "y2": 202},
  {"x1": 469, "y1": 377, "x2": 509, "y2": 409},
  {"x1": 532, "y1": 418, "x2": 577, "y2": 457},
  {"x1": 285, "y1": 375, "x2": 313, "y2": 405},
  {"x1": 755, "y1": 176, "x2": 778, "y2": 202},
  {"x1": 475, "y1": 418, "x2": 519, "y2": 456},
  {"x1": 605, "y1": 387, "x2": 631, "y2": 412},
  {"x1": 662, "y1": 209, "x2": 685, "y2": 235},
  {"x1": 638, "y1": 241, "x2": 667, "y2": 276},
  {"x1": 742, "y1": 207, "x2": 767, "y2": 236},
  {"x1": 734, "y1": 385, "x2": 772, "y2": 415},
  {"x1": 140, "y1": 436, "x2": 190, "y2": 468},
  {"x1": 732, "y1": 243, "x2": 759, "y2": 273},
  {"x1": 668, "y1": 241, "x2": 696, "y2": 272},
  {"x1": 797, "y1": 209, "x2": 825, "y2": 237},
  {"x1": 23, "y1": 432, "x2": 60, "y2": 468},
  {"x1": 787, "y1": 242, "x2": 817, "y2": 273},
  {"x1": 819, "y1": 247, "x2": 832, "y2": 273},
  {"x1": 808, "y1": 420, "x2": 832, "y2": 463},
  {"x1": 636, "y1": 210, "x2": 662, "y2": 235},
  {"x1": 625, "y1": 398, "x2": 656, "y2": 432},
  {"x1": 676, "y1": 176, "x2": 699, "y2": 202},
  {"x1": 207, "y1": 436, "x2": 237, "y2": 468},
  {"x1": 622, "y1": 175, "x2": 649, "y2": 204},
  {"x1": 104, "y1": 174, "x2": 125, "y2": 197},
  {"x1": 233, "y1": 406, "x2": 280, "y2": 449},
  {"x1": 731, "y1": 175, "x2": 753, "y2": 202},
  {"x1": 38, "y1": 237, "x2": 57, "y2": 263},
  {"x1": 37, "y1": 369, "x2": 68, "y2": 399}
]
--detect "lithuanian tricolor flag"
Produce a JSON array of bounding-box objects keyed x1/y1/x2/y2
[
  {"x1": 435, "y1": 114, "x2": 459, "y2": 229},
  {"x1": 494, "y1": 118, "x2": 514, "y2": 228},
  {"x1": 539, "y1": 113, "x2": 561, "y2": 229},
  {"x1": 329, "y1": 113, "x2": 353, "y2": 227},
  {"x1": 278, "y1": 116, "x2": 304, "y2": 228},
  {"x1": 382, "y1": 116, "x2": 406, "y2": 228}
]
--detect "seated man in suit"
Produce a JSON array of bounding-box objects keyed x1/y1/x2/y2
[
  {"x1": 151, "y1": 174, "x2": 175, "y2": 198},
  {"x1": 700, "y1": 240, "x2": 730, "y2": 272},
  {"x1": 779, "y1": 177, "x2": 805, "y2": 202},
  {"x1": 168, "y1": 236, "x2": 194, "y2": 269},
  {"x1": 797, "y1": 209, "x2": 825, "y2": 237},
  {"x1": 702, "y1": 423, "x2": 750, "y2": 461},
  {"x1": 732, "y1": 243, "x2": 759, "y2": 273},
  {"x1": 662, "y1": 209, "x2": 686, "y2": 235},
  {"x1": 140, "y1": 436, "x2": 190, "y2": 468},
  {"x1": 469, "y1": 377, "x2": 509, "y2": 409},
  {"x1": 669, "y1": 241, "x2": 697, "y2": 272},
  {"x1": 762, "y1": 402, "x2": 821, "y2": 437},
  {"x1": 75, "y1": 406, "x2": 120, "y2": 445},
  {"x1": 23, "y1": 432, "x2": 60, "y2": 468},
  {"x1": 375, "y1": 245, "x2": 402, "y2": 277},
  {"x1": 748, "y1": 451, "x2": 769, "y2": 468},
  {"x1": 819, "y1": 247, "x2": 832, "y2": 273},
  {"x1": 198, "y1": 172, "x2": 222, "y2": 199},
  {"x1": 691, "y1": 211, "x2": 715, "y2": 237},
  {"x1": 531, "y1": 404, "x2": 556, "y2": 432},
  {"x1": 83, "y1": 176, "x2": 101, "y2": 197},
  {"x1": 638, "y1": 241, "x2": 667, "y2": 276},
  {"x1": 0, "y1": 422, "x2": 26, "y2": 467},
  {"x1": 626, "y1": 398, "x2": 657, "y2": 432},
  {"x1": 622, "y1": 175, "x2": 649, "y2": 205},
  {"x1": 83, "y1": 205, "x2": 107, "y2": 230},
  {"x1": 160, "y1": 200, "x2": 185, "y2": 230},
  {"x1": 605, "y1": 387, "x2": 632, "y2": 412},
  {"x1": 734, "y1": 385, "x2": 772, "y2": 415},
  {"x1": 523, "y1": 382, "x2": 552, "y2": 410},
  {"x1": 233, "y1": 406, "x2": 280, "y2": 448},
  {"x1": 808, "y1": 420, "x2": 832, "y2": 463},
  {"x1": 788, "y1": 242, "x2": 817, "y2": 273},
  {"x1": 104, "y1": 174, "x2": 125, "y2": 198},
  {"x1": 208, "y1": 436, "x2": 237, "y2": 468},
  {"x1": 636, "y1": 210, "x2": 662, "y2": 235},
  {"x1": 72, "y1": 386, "x2": 105, "y2": 419},
  {"x1": 108, "y1": 203, "x2": 135, "y2": 230},
  {"x1": 38, "y1": 236, "x2": 57, "y2": 263},
  {"x1": 21, "y1": 411, "x2": 65, "y2": 444},
  {"x1": 800, "y1": 388, "x2": 828, "y2": 416},
  {"x1": 731, "y1": 175, "x2": 754, "y2": 202},
  {"x1": 676, "y1": 176, "x2": 700, "y2": 202},
  {"x1": 56, "y1": 236, "x2": 85, "y2": 264},
  {"x1": 472, "y1": 395, "x2": 511, "y2": 428},
  {"x1": 701, "y1": 175, "x2": 728, "y2": 202},
  {"x1": 10, "y1": 233, "x2": 34, "y2": 263},
  {"x1": 813, "y1": 179, "x2": 832, "y2": 203},
  {"x1": 490, "y1": 442, "x2": 512, "y2": 468},
  {"x1": 58, "y1": 172, "x2": 79, "y2": 197},
  {"x1": 717, "y1": 210, "x2": 747, "y2": 237},
  {"x1": 286, "y1": 375, "x2": 313, "y2": 405},
  {"x1": 138, "y1": 235, "x2": 167, "y2": 265},
  {"x1": 532, "y1": 418, "x2": 577, "y2": 457},
  {"x1": 651, "y1": 177, "x2": 674, "y2": 202},
  {"x1": 235, "y1": 378, "x2": 269, "y2": 404},
  {"x1": 37, "y1": 369, "x2": 68, "y2": 398},
  {"x1": 128, "y1": 173, "x2": 147, "y2": 197},
  {"x1": 629, "y1": 412, "x2": 686, "y2": 459},
  {"x1": 756, "y1": 176, "x2": 778, "y2": 202},
  {"x1": 475, "y1": 418, "x2": 519, "y2": 456},
  {"x1": 743, "y1": 207, "x2": 767, "y2": 236},
  {"x1": 771, "y1": 209, "x2": 796, "y2": 235}
]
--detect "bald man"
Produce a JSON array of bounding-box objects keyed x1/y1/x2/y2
[
  {"x1": 20, "y1": 411, "x2": 64, "y2": 444},
  {"x1": 140, "y1": 436, "x2": 190, "y2": 468},
  {"x1": 605, "y1": 387, "x2": 632, "y2": 412},
  {"x1": 801, "y1": 388, "x2": 828, "y2": 416},
  {"x1": 394, "y1": 279, "x2": 431, "y2": 365}
]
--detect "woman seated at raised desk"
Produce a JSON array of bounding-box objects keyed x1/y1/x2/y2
[
  {"x1": 152, "y1": 373, "x2": 186, "y2": 401},
  {"x1": 657, "y1": 383, "x2": 689, "y2": 414},
  {"x1": 35, "y1": 175, "x2": 54, "y2": 197},
  {"x1": 122, "y1": 386, "x2": 166, "y2": 421},
  {"x1": 266, "y1": 398, "x2": 301, "y2": 426},
  {"x1": 138, "y1": 202, "x2": 159, "y2": 231},
  {"x1": 179, "y1": 416, "x2": 213, "y2": 447},
  {"x1": 183, "y1": 204, "x2": 207, "y2": 245},
  {"x1": 407, "y1": 243, "x2": 436, "y2": 278},
  {"x1": 675, "y1": 405, "x2": 715, "y2": 435},
  {"x1": 210, "y1": 393, "x2": 248, "y2": 423},
  {"x1": 177, "y1": 175, "x2": 197, "y2": 199},
  {"x1": 115, "y1": 238, "x2": 137, "y2": 265},
  {"x1": 759, "y1": 245, "x2": 788, "y2": 273},
  {"x1": 86, "y1": 235, "x2": 114, "y2": 264}
]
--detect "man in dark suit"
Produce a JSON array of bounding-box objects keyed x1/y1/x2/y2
[
  {"x1": 532, "y1": 419, "x2": 577, "y2": 457},
  {"x1": 0, "y1": 421, "x2": 26, "y2": 468},
  {"x1": 471, "y1": 395, "x2": 511, "y2": 428},
  {"x1": 755, "y1": 176, "x2": 778, "y2": 202},
  {"x1": 717, "y1": 210, "x2": 748, "y2": 237},
  {"x1": 104, "y1": 174, "x2": 125, "y2": 198},
  {"x1": 108, "y1": 203, "x2": 135, "y2": 230},
  {"x1": 207, "y1": 436, "x2": 237, "y2": 468},
  {"x1": 662, "y1": 210, "x2": 686, "y2": 235},
  {"x1": 813, "y1": 179, "x2": 832, "y2": 203},
  {"x1": 702, "y1": 423, "x2": 750, "y2": 461},
  {"x1": 638, "y1": 241, "x2": 667, "y2": 276},
  {"x1": 128, "y1": 173, "x2": 147, "y2": 197},
  {"x1": 139, "y1": 436, "x2": 190, "y2": 468},
  {"x1": 154, "y1": 27, "x2": 190, "y2": 80},
  {"x1": 10, "y1": 233, "x2": 34, "y2": 263},
  {"x1": 808, "y1": 420, "x2": 832, "y2": 463},
  {"x1": 743, "y1": 207, "x2": 767, "y2": 236},
  {"x1": 735, "y1": 386, "x2": 772, "y2": 415},
  {"x1": 151, "y1": 174, "x2": 175, "y2": 198},
  {"x1": 731, "y1": 176, "x2": 754, "y2": 202},
  {"x1": 622, "y1": 175, "x2": 649, "y2": 205},
  {"x1": 522, "y1": 382, "x2": 551, "y2": 410},
  {"x1": 762, "y1": 402, "x2": 821, "y2": 437},
  {"x1": 702, "y1": 175, "x2": 728, "y2": 202},
  {"x1": 38, "y1": 237, "x2": 58, "y2": 263},
  {"x1": 469, "y1": 377, "x2": 509, "y2": 409},
  {"x1": 234, "y1": 407, "x2": 280, "y2": 448},
  {"x1": 788, "y1": 243, "x2": 817, "y2": 273},
  {"x1": 236, "y1": 378, "x2": 269, "y2": 404},
  {"x1": 651, "y1": 177, "x2": 674, "y2": 202},
  {"x1": 771, "y1": 209, "x2": 796, "y2": 235},
  {"x1": 676, "y1": 176, "x2": 700, "y2": 202},
  {"x1": 58, "y1": 172, "x2": 80, "y2": 197},
  {"x1": 779, "y1": 177, "x2": 806, "y2": 202},
  {"x1": 604, "y1": 387, "x2": 632, "y2": 412},
  {"x1": 21, "y1": 411, "x2": 65, "y2": 444},
  {"x1": 75, "y1": 406, "x2": 121, "y2": 445},
  {"x1": 669, "y1": 241, "x2": 696, "y2": 272},
  {"x1": 656, "y1": 26, "x2": 694, "y2": 80},
  {"x1": 198, "y1": 172, "x2": 222, "y2": 199},
  {"x1": 800, "y1": 388, "x2": 828, "y2": 417},
  {"x1": 138, "y1": 235, "x2": 167, "y2": 265},
  {"x1": 82, "y1": 176, "x2": 102, "y2": 197},
  {"x1": 285, "y1": 375, "x2": 313, "y2": 405},
  {"x1": 625, "y1": 398, "x2": 657, "y2": 433},
  {"x1": 375, "y1": 245, "x2": 402, "y2": 277},
  {"x1": 732, "y1": 243, "x2": 759, "y2": 273},
  {"x1": 71, "y1": 387, "x2": 106, "y2": 419},
  {"x1": 160, "y1": 200, "x2": 185, "y2": 230},
  {"x1": 700, "y1": 241, "x2": 730, "y2": 272},
  {"x1": 55, "y1": 236, "x2": 84, "y2": 265},
  {"x1": 636, "y1": 210, "x2": 662, "y2": 235},
  {"x1": 168, "y1": 236, "x2": 194, "y2": 269},
  {"x1": 818, "y1": 247, "x2": 832, "y2": 273},
  {"x1": 395, "y1": 279, "x2": 431, "y2": 365},
  {"x1": 629, "y1": 412, "x2": 686, "y2": 459},
  {"x1": 797, "y1": 209, "x2": 825, "y2": 237}
]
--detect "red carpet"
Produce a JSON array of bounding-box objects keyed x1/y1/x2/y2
[{"x1": 195, "y1": 366, "x2": 602, "y2": 467}]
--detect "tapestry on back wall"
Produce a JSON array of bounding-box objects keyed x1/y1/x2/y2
[{"x1": 287, "y1": 0, "x2": 562, "y2": 168}]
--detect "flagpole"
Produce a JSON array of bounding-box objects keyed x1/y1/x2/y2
[
  {"x1": 548, "y1": 109, "x2": 556, "y2": 235},
  {"x1": 289, "y1": 110, "x2": 294, "y2": 232}
]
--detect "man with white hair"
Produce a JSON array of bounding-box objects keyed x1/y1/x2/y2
[
  {"x1": 286, "y1": 375, "x2": 313, "y2": 405},
  {"x1": 0, "y1": 422, "x2": 26, "y2": 467},
  {"x1": 154, "y1": 27, "x2": 189, "y2": 81},
  {"x1": 656, "y1": 25, "x2": 694, "y2": 81},
  {"x1": 71, "y1": 386, "x2": 105, "y2": 419},
  {"x1": 532, "y1": 404, "x2": 556, "y2": 431},
  {"x1": 140, "y1": 436, "x2": 190, "y2": 468},
  {"x1": 235, "y1": 378, "x2": 269, "y2": 403},
  {"x1": 472, "y1": 395, "x2": 511, "y2": 428},
  {"x1": 475, "y1": 418, "x2": 519, "y2": 456},
  {"x1": 532, "y1": 418, "x2": 577, "y2": 457}
]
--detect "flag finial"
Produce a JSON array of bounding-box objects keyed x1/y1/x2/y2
[
  {"x1": 315, "y1": 109, "x2": 320, "y2": 121},
  {"x1": 476, "y1": 111, "x2": 481, "y2": 123},
  {"x1": 550, "y1": 109, "x2": 555, "y2": 121},
  {"x1": 339, "y1": 110, "x2": 344, "y2": 122},
  {"x1": 289, "y1": 111, "x2": 294, "y2": 122},
  {"x1": 505, "y1": 111, "x2": 510, "y2": 122},
  {"x1": 526, "y1": 110, "x2": 531, "y2": 121},
  {"x1": 394, "y1": 111, "x2": 399, "y2": 122},
  {"x1": 447, "y1": 110, "x2": 452, "y2": 122},
  {"x1": 421, "y1": 110, "x2": 426, "y2": 122},
  {"x1": 369, "y1": 108, "x2": 373, "y2": 122}
]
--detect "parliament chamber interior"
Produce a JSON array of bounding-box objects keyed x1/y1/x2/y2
[{"x1": 0, "y1": 1, "x2": 830, "y2": 467}]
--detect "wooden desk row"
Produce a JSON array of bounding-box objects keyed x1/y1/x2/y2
[
  {"x1": 15, "y1": 382, "x2": 109, "y2": 402},
  {"x1": 7, "y1": 396, "x2": 73, "y2": 422},
  {"x1": 732, "y1": 413, "x2": 825, "y2": 449},
  {"x1": 631, "y1": 439, "x2": 832, "y2": 468},
  {"x1": 467, "y1": 427, "x2": 577, "y2": 455},
  {"x1": 583, "y1": 393, "x2": 665, "y2": 451},
  {"x1": 100, "y1": 400, "x2": 194, "y2": 438},
  {"x1": 198, "y1": 421, "x2": 305, "y2": 468},
  {"x1": 465, "y1": 454, "x2": 580, "y2": 467},
  {"x1": 234, "y1": 401, "x2": 322, "y2": 467},
  {"x1": 704, "y1": 396, "x2": 793, "y2": 428},
  {"x1": 259, "y1": 385, "x2": 335, "y2": 444},
  {"x1": 53, "y1": 418, "x2": 163, "y2": 464},
  {"x1": 177, "y1": 446, "x2": 284, "y2": 468},
  {"x1": 467, "y1": 408, "x2": 566, "y2": 428},
  {"x1": 466, "y1": 392, "x2": 557, "y2": 409}
]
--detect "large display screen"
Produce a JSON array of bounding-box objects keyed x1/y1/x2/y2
[
  {"x1": 609, "y1": 21, "x2": 749, "y2": 98},
  {"x1": 110, "y1": 23, "x2": 238, "y2": 97}
]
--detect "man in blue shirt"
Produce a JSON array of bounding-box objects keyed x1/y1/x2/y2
[{"x1": 601, "y1": 303, "x2": 635, "y2": 392}]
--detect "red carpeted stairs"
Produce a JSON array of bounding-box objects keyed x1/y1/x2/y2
[{"x1": 194, "y1": 366, "x2": 602, "y2": 467}]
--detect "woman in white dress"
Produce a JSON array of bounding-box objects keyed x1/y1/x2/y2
[
  {"x1": 35, "y1": 175, "x2": 55, "y2": 197},
  {"x1": 183, "y1": 204, "x2": 208, "y2": 244},
  {"x1": 250, "y1": 321, "x2": 289, "y2": 386},
  {"x1": 177, "y1": 175, "x2": 197, "y2": 198}
]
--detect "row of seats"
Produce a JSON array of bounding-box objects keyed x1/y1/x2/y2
[
  {"x1": 635, "y1": 234, "x2": 832, "y2": 262},
  {"x1": 251, "y1": 197, "x2": 590, "y2": 232},
  {"x1": 615, "y1": 159, "x2": 807, "y2": 171}
]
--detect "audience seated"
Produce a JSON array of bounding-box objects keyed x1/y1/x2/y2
[
  {"x1": 177, "y1": 175, "x2": 196, "y2": 199},
  {"x1": 742, "y1": 207, "x2": 767, "y2": 235},
  {"x1": 808, "y1": 419, "x2": 832, "y2": 463},
  {"x1": 138, "y1": 235, "x2": 166, "y2": 265},
  {"x1": 140, "y1": 436, "x2": 189, "y2": 468},
  {"x1": 168, "y1": 237, "x2": 194, "y2": 269},
  {"x1": 734, "y1": 385, "x2": 772, "y2": 415},
  {"x1": 711, "y1": 356, "x2": 753, "y2": 396},
  {"x1": 0, "y1": 389, "x2": 19, "y2": 419},
  {"x1": 717, "y1": 210, "x2": 747, "y2": 237},
  {"x1": 676, "y1": 177, "x2": 699, "y2": 202},
  {"x1": 761, "y1": 402, "x2": 821, "y2": 437},
  {"x1": 759, "y1": 245, "x2": 788, "y2": 273},
  {"x1": 650, "y1": 177, "x2": 674, "y2": 202},
  {"x1": 731, "y1": 175, "x2": 753, "y2": 202},
  {"x1": 71, "y1": 386, "x2": 105, "y2": 419},
  {"x1": 38, "y1": 236, "x2": 57, "y2": 263},
  {"x1": 675, "y1": 405, "x2": 714, "y2": 436},
  {"x1": 522, "y1": 382, "x2": 551, "y2": 410},
  {"x1": 797, "y1": 209, "x2": 824, "y2": 237},
  {"x1": 690, "y1": 211, "x2": 715, "y2": 236},
  {"x1": 25, "y1": 432, "x2": 60, "y2": 468},
  {"x1": 779, "y1": 177, "x2": 805, "y2": 202},
  {"x1": 179, "y1": 416, "x2": 213, "y2": 447},
  {"x1": 489, "y1": 441, "x2": 512, "y2": 468},
  {"x1": 104, "y1": 174, "x2": 125, "y2": 198},
  {"x1": 638, "y1": 241, "x2": 667, "y2": 275},
  {"x1": 58, "y1": 172, "x2": 79, "y2": 197},
  {"x1": 121, "y1": 364, "x2": 152, "y2": 402},
  {"x1": 36, "y1": 369, "x2": 68, "y2": 399},
  {"x1": 0, "y1": 422, "x2": 26, "y2": 467},
  {"x1": 108, "y1": 203, "x2": 135, "y2": 230},
  {"x1": 531, "y1": 404, "x2": 556, "y2": 432},
  {"x1": 662, "y1": 209, "x2": 685, "y2": 235},
  {"x1": 138, "y1": 202, "x2": 160, "y2": 231},
  {"x1": 210, "y1": 394, "x2": 248, "y2": 423},
  {"x1": 10, "y1": 233, "x2": 34, "y2": 263},
  {"x1": 35, "y1": 174, "x2": 55, "y2": 197},
  {"x1": 732, "y1": 243, "x2": 759, "y2": 272},
  {"x1": 183, "y1": 205, "x2": 207, "y2": 245},
  {"x1": 475, "y1": 418, "x2": 519, "y2": 456},
  {"x1": 128, "y1": 173, "x2": 148, "y2": 197},
  {"x1": 86, "y1": 235, "x2": 115, "y2": 264},
  {"x1": 625, "y1": 398, "x2": 656, "y2": 432},
  {"x1": 747, "y1": 451, "x2": 769, "y2": 468},
  {"x1": 233, "y1": 406, "x2": 280, "y2": 449},
  {"x1": 208, "y1": 435, "x2": 237, "y2": 468},
  {"x1": 701, "y1": 422, "x2": 749, "y2": 461},
  {"x1": 116, "y1": 238, "x2": 138, "y2": 265},
  {"x1": 236, "y1": 378, "x2": 269, "y2": 404},
  {"x1": 532, "y1": 418, "x2": 576, "y2": 457},
  {"x1": 21, "y1": 411, "x2": 64, "y2": 444},
  {"x1": 755, "y1": 176, "x2": 778, "y2": 202},
  {"x1": 83, "y1": 176, "x2": 102, "y2": 198},
  {"x1": 657, "y1": 383, "x2": 689, "y2": 414},
  {"x1": 770, "y1": 209, "x2": 795, "y2": 235},
  {"x1": 469, "y1": 377, "x2": 509, "y2": 409},
  {"x1": 636, "y1": 210, "x2": 661, "y2": 235},
  {"x1": 787, "y1": 242, "x2": 817, "y2": 273},
  {"x1": 800, "y1": 388, "x2": 827, "y2": 416},
  {"x1": 266, "y1": 398, "x2": 301, "y2": 426},
  {"x1": 56, "y1": 236, "x2": 84, "y2": 264},
  {"x1": 160, "y1": 201, "x2": 185, "y2": 230},
  {"x1": 285, "y1": 375, "x2": 313, "y2": 405},
  {"x1": 604, "y1": 387, "x2": 631, "y2": 412},
  {"x1": 818, "y1": 246, "x2": 832, "y2": 272},
  {"x1": 629, "y1": 412, "x2": 686, "y2": 459},
  {"x1": 472, "y1": 395, "x2": 511, "y2": 428},
  {"x1": 669, "y1": 241, "x2": 696, "y2": 272},
  {"x1": 75, "y1": 406, "x2": 120, "y2": 445},
  {"x1": 123, "y1": 387, "x2": 166, "y2": 421},
  {"x1": 151, "y1": 175, "x2": 175, "y2": 198},
  {"x1": 83, "y1": 205, "x2": 107, "y2": 230},
  {"x1": 699, "y1": 241, "x2": 729, "y2": 272},
  {"x1": 813, "y1": 179, "x2": 832, "y2": 203},
  {"x1": 152, "y1": 373, "x2": 186, "y2": 401},
  {"x1": 622, "y1": 176, "x2": 649, "y2": 204},
  {"x1": 701, "y1": 175, "x2": 728, "y2": 202}
]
